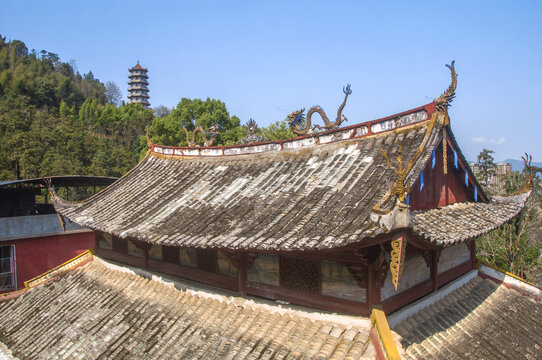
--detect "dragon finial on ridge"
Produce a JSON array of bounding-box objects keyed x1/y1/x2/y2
[
  {"x1": 434, "y1": 60, "x2": 457, "y2": 112},
  {"x1": 287, "y1": 84, "x2": 352, "y2": 135},
  {"x1": 181, "y1": 121, "x2": 219, "y2": 147}
]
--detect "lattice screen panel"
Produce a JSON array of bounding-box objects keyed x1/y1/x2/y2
[{"x1": 279, "y1": 256, "x2": 320, "y2": 294}]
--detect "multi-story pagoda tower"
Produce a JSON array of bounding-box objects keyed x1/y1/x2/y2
[{"x1": 127, "y1": 62, "x2": 150, "y2": 107}]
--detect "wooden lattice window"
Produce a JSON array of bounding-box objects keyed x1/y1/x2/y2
[
  {"x1": 197, "y1": 249, "x2": 218, "y2": 273},
  {"x1": 279, "y1": 256, "x2": 320, "y2": 294}
]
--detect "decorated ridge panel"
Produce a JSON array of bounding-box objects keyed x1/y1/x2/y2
[
  {"x1": 147, "y1": 106, "x2": 432, "y2": 159},
  {"x1": 319, "y1": 128, "x2": 357, "y2": 144},
  {"x1": 224, "y1": 143, "x2": 281, "y2": 155},
  {"x1": 370, "y1": 110, "x2": 428, "y2": 134}
]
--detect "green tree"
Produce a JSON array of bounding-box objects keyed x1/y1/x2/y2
[
  {"x1": 0, "y1": 37, "x2": 152, "y2": 180},
  {"x1": 476, "y1": 158, "x2": 541, "y2": 281},
  {"x1": 259, "y1": 119, "x2": 296, "y2": 141},
  {"x1": 476, "y1": 148, "x2": 496, "y2": 186},
  {"x1": 148, "y1": 98, "x2": 244, "y2": 147},
  {"x1": 476, "y1": 194, "x2": 541, "y2": 280}
]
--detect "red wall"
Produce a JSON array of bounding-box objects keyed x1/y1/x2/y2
[
  {"x1": 0, "y1": 231, "x2": 94, "y2": 292},
  {"x1": 410, "y1": 137, "x2": 471, "y2": 210}
]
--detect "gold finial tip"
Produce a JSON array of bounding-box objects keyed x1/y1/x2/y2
[{"x1": 434, "y1": 61, "x2": 457, "y2": 112}]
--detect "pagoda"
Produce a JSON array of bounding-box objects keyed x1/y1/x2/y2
[{"x1": 127, "y1": 62, "x2": 150, "y2": 107}]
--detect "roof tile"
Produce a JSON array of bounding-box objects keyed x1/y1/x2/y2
[
  {"x1": 59, "y1": 120, "x2": 434, "y2": 250},
  {"x1": 0, "y1": 260, "x2": 374, "y2": 359},
  {"x1": 412, "y1": 192, "x2": 530, "y2": 245}
]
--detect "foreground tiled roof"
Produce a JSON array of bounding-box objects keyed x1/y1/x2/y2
[
  {"x1": 57, "y1": 108, "x2": 440, "y2": 251},
  {"x1": 0, "y1": 259, "x2": 374, "y2": 359},
  {"x1": 395, "y1": 276, "x2": 542, "y2": 359},
  {"x1": 412, "y1": 192, "x2": 530, "y2": 246}
]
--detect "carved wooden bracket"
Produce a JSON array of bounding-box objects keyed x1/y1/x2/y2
[
  {"x1": 354, "y1": 248, "x2": 370, "y2": 265},
  {"x1": 423, "y1": 251, "x2": 432, "y2": 268},
  {"x1": 377, "y1": 261, "x2": 389, "y2": 284},
  {"x1": 390, "y1": 236, "x2": 407, "y2": 291}
]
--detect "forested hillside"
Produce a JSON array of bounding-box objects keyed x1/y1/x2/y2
[
  {"x1": 0, "y1": 36, "x2": 153, "y2": 180},
  {"x1": 0, "y1": 36, "x2": 296, "y2": 181}
]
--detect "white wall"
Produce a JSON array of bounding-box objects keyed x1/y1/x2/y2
[
  {"x1": 438, "y1": 243, "x2": 470, "y2": 274},
  {"x1": 381, "y1": 252, "x2": 430, "y2": 300}
]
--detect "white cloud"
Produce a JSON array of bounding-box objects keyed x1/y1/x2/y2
[{"x1": 470, "y1": 136, "x2": 506, "y2": 145}]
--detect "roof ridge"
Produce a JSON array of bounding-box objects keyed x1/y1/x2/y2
[{"x1": 149, "y1": 103, "x2": 435, "y2": 158}]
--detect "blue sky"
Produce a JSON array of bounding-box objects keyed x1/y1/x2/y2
[{"x1": 1, "y1": 0, "x2": 541, "y2": 161}]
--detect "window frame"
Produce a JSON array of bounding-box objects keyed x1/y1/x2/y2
[{"x1": 0, "y1": 245, "x2": 16, "y2": 291}]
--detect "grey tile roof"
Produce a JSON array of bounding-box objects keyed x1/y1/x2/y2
[
  {"x1": 53, "y1": 104, "x2": 528, "y2": 250},
  {"x1": 0, "y1": 259, "x2": 374, "y2": 359},
  {"x1": 412, "y1": 192, "x2": 530, "y2": 246},
  {"x1": 58, "y1": 117, "x2": 437, "y2": 251},
  {"x1": 395, "y1": 276, "x2": 542, "y2": 359}
]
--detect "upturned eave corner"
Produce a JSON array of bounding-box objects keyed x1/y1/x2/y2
[{"x1": 45, "y1": 179, "x2": 82, "y2": 213}]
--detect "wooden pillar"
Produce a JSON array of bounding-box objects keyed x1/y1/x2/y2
[
  {"x1": 132, "y1": 240, "x2": 151, "y2": 269},
  {"x1": 368, "y1": 263, "x2": 375, "y2": 307},
  {"x1": 469, "y1": 240, "x2": 476, "y2": 269},
  {"x1": 94, "y1": 232, "x2": 100, "y2": 254},
  {"x1": 367, "y1": 262, "x2": 381, "y2": 307},
  {"x1": 431, "y1": 250, "x2": 439, "y2": 292},
  {"x1": 143, "y1": 248, "x2": 149, "y2": 269},
  {"x1": 238, "y1": 252, "x2": 248, "y2": 295}
]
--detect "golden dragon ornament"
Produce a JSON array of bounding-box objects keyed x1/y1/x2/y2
[{"x1": 288, "y1": 84, "x2": 352, "y2": 135}]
